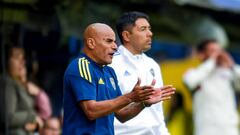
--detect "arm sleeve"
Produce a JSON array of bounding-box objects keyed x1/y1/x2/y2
[
  {"x1": 35, "y1": 90, "x2": 52, "y2": 120},
  {"x1": 6, "y1": 80, "x2": 36, "y2": 128},
  {"x1": 67, "y1": 74, "x2": 96, "y2": 102},
  {"x1": 183, "y1": 58, "x2": 216, "y2": 90}
]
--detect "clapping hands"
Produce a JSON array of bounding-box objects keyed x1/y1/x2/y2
[
  {"x1": 144, "y1": 79, "x2": 176, "y2": 107},
  {"x1": 130, "y1": 78, "x2": 176, "y2": 107}
]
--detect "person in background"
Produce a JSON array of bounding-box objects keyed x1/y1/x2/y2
[
  {"x1": 0, "y1": 45, "x2": 43, "y2": 135},
  {"x1": 62, "y1": 23, "x2": 175, "y2": 135},
  {"x1": 183, "y1": 39, "x2": 240, "y2": 135},
  {"x1": 111, "y1": 11, "x2": 174, "y2": 135},
  {"x1": 40, "y1": 117, "x2": 61, "y2": 135},
  {"x1": 19, "y1": 61, "x2": 52, "y2": 121}
]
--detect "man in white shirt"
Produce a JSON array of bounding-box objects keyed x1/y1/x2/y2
[
  {"x1": 183, "y1": 39, "x2": 240, "y2": 135},
  {"x1": 111, "y1": 11, "x2": 174, "y2": 135}
]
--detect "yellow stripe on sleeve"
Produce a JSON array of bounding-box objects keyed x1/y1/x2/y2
[
  {"x1": 78, "y1": 58, "x2": 84, "y2": 77},
  {"x1": 81, "y1": 58, "x2": 89, "y2": 81},
  {"x1": 85, "y1": 60, "x2": 92, "y2": 82},
  {"x1": 78, "y1": 57, "x2": 92, "y2": 83}
]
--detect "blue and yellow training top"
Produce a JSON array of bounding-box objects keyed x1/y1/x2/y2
[{"x1": 63, "y1": 53, "x2": 122, "y2": 135}]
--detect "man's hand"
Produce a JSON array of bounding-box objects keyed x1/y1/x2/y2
[
  {"x1": 217, "y1": 51, "x2": 234, "y2": 68},
  {"x1": 27, "y1": 82, "x2": 40, "y2": 96},
  {"x1": 129, "y1": 78, "x2": 154, "y2": 102},
  {"x1": 144, "y1": 84, "x2": 176, "y2": 107}
]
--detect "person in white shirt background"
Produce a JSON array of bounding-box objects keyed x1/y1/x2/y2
[
  {"x1": 183, "y1": 39, "x2": 240, "y2": 135},
  {"x1": 110, "y1": 11, "x2": 174, "y2": 135}
]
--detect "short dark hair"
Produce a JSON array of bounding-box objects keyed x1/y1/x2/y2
[
  {"x1": 196, "y1": 39, "x2": 217, "y2": 53},
  {"x1": 116, "y1": 11, "x2": 149, "y2": 44}
]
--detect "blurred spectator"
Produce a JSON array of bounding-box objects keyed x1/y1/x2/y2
[
  {"x1": 183, "y1": 39, "x2": 240, "y2": 135},
  {"x1": 27, "y1": 82, "x2": 52, "y2": 121},
  {"x1": 0, "y1": 45, "x2": 42, "y2": 135},
  {"x1": 17, "y1": 52, "x2": 52, "y2": 121},
  {"x1": 40, "y1": 117, "x2": 61, "y2": 135}
]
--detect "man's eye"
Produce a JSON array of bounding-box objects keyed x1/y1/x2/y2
[
  {"x1": 106, "y1": 40, "x2": 113, "y2": 43},
  {"x1": 140, "y1": 27, "x2": 146, "y2": 31}
]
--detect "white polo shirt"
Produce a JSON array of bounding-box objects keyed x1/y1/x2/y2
[{"x1": 110, "y1": 45, "x2": 169, "y2": 135}]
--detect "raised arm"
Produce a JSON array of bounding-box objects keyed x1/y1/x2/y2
[
  {"x1": 183, "y1": 58, "x2": 216, "y2": 90},
  {"x1": 219, "y1": 51, "x2": 240, "y2": 91}
]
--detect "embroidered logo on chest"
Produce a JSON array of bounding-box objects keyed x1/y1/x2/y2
[
  {"x1": 150, "y1": 68, "x2": 155, "y2": 77},
  {"x1": 124, "y1": 70, "x2": 131, "y2": 76},
  {"x1": 109, "y1": 78, "x2": 116, "y2": 90},
  {"x1": 98, "y1": 78, "x2": 105, "y2": 84}
]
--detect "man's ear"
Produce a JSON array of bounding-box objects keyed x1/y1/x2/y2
[
  {"x1": 122, "y1": 31, "x2": 130, "y2": 42},
  {"x1": 87, "y1": 38, "x2": 95, "y2": 49}
]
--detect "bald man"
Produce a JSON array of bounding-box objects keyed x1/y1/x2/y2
[{"x1": 62, "y1": 23, "x2": 175, "y2": 135}]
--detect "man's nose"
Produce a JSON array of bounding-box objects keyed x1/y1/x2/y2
[
  {"x1": 112, "y1": 43, "x2": 118, "y2": 50},
  {"x1": 147, "y1": 29, "x2": 153, "y2": 37}
]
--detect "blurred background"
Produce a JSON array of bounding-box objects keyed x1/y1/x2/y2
[{"x1": 1, "y1": 0, "x2": 240, "y2": 135}]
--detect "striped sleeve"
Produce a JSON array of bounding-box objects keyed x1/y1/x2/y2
[{"x1": 78, "y1": 57, "x2": 92, "y2": 83}]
